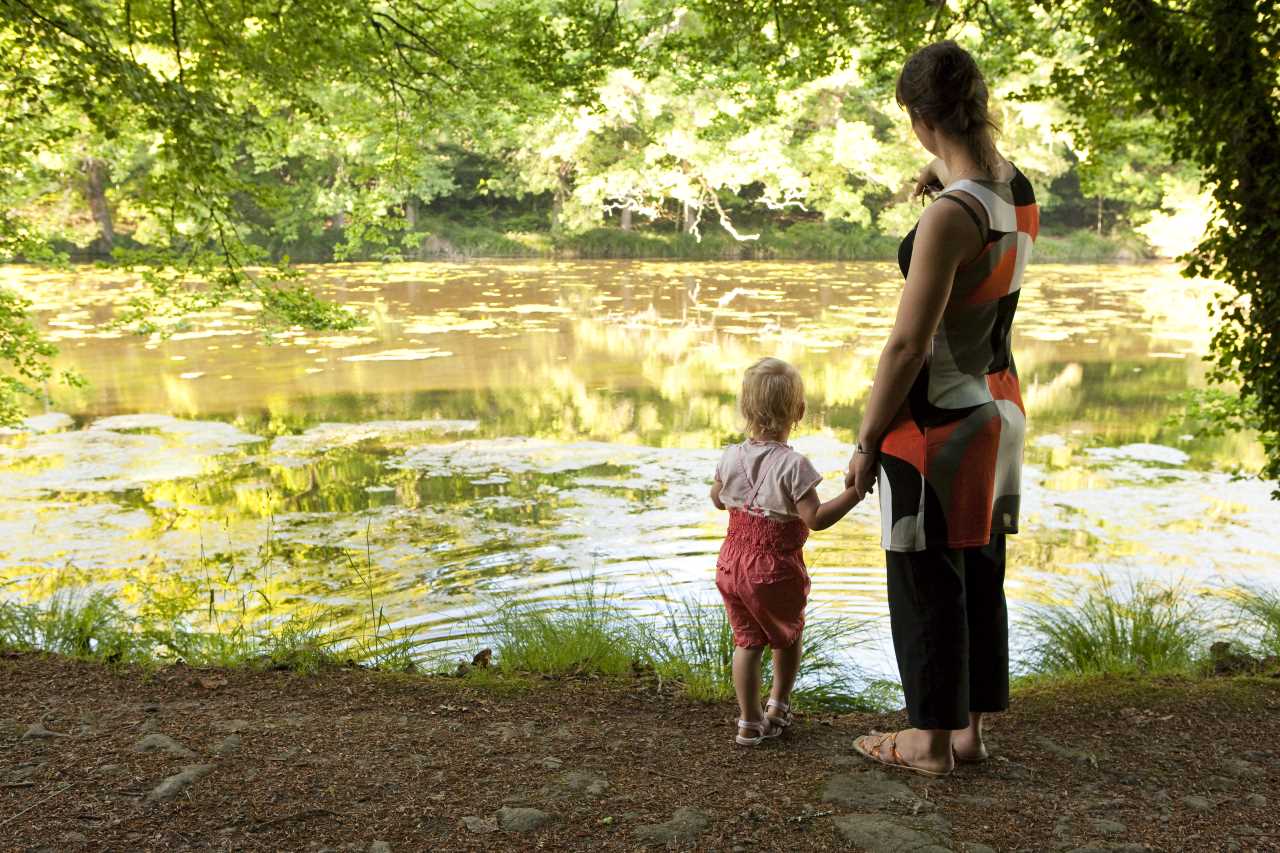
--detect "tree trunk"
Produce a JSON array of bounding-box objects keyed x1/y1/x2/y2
[
  {"x1": 405, "y1": 196, "x2": 418, "y2": 228},
  {"x1": 620, "y1": 207, "x2": 632, "y2": 231},
  {"x1": 1096, "y1": 194, "x2": 1104, "y2": 235},
  {"x1": 681, "y1": 202, "x2": 698, "y2": 235},
  {"x1": 80, "y1": 157, "x2": 114, "y2": 253},
  {"x1": 551, "y1": 172, "x2": 570, "y2": 234}
]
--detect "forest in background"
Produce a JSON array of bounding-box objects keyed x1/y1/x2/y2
[
  {"x1": 1, "y1": 0, "x2": 1275, "y2": 491},
  {"x1": 7, "y1": 7, "x2": 1205, "y2": 264}
]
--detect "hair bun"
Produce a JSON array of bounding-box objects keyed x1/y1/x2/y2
[{"x1": 895, "y1": 40, "x2": 999, "y2": 172}]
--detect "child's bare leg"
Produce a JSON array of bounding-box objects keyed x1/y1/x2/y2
[
  {"x1": 768, "y1": 633, "x2": 802, "y2": 715},
  {"x1": 732, "y1": 645, "x2": 767, "y2": 736}
]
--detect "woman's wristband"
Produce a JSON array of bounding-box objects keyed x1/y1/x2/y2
[{"x1": 854, "y1": 440, "x2": 879, "y2": 455}]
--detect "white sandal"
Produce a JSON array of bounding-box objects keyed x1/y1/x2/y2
[
  {"x1": 735, "y1": 718, "x2": 782, "y2": 747},
  {"x1": 766, "y1": 698, "x2": 793, "y2": 728}
]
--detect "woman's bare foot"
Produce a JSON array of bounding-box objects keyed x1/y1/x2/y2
[
  {"x1": 951, "y1": 712, "x2": 989, "y2": 762},
  {"x1": 891, "y1": 728, "x2": 954, "y2": 774},
  {"x1": 855, "y1": 728, "x2": 952, "y2": 775}
]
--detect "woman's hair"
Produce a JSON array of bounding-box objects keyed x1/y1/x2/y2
[
  {"x1": 740, "y1": 357, "x2": 805, "y2": 437},
  {"x1": 896, "y1": 40, "x2": 1000, "y2": 175}
]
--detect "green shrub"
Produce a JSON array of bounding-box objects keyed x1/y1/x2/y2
[
  {"x1": 1026, "y1": 576, "x2": 1206, "y2": 676},
  {"x1": 1033, "y1": 228, "x2": 1151, "y2": 262}
]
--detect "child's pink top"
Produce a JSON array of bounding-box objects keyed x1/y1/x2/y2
[{"x1": 715, "y1": 439, "x2": 822, "y2": 521}]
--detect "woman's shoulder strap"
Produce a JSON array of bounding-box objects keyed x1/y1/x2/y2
[{"x1": 942, "y1": 180, "x2": 1016, "y2": 233}]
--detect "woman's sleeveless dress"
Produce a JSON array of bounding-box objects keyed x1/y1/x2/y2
[{"x1": 877, "y1": 168, "x2": 1039, "y2": 552}]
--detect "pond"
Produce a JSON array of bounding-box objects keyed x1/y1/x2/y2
[{"x1": 1, "y1": 260, "x2": 1275, "y2": 679}]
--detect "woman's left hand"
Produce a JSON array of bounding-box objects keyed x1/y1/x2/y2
[{"x1": 845, "y1": 450, "x2": 878, "y2": 500}]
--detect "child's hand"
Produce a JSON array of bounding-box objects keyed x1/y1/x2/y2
[{"x1": 710, "y1": 480, "x2": 726, "y2": 511}]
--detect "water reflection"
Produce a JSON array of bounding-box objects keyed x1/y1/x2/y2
[{"x1": 0, "y1": 261, "x2": 1274, "y2": 677}]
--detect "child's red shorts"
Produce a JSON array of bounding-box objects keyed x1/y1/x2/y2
[{"x1": 716, "y1": 509, "x2": 810, "y2": 648}]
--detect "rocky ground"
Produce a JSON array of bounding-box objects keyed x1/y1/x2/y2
[{"x1": 1, "y1": 653, "x2": 1278, "y2": 852}]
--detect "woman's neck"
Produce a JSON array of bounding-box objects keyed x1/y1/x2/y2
[{"x1": 938, "y1": 136, "x2": 1005, "y2": 183}]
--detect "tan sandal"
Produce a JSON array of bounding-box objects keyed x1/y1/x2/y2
[
  {"x1": 766, "y1": 698, "x2": 793, "y2": 728},
  {"x1": 736, "y1": 718, "x2": 782, "y2": 747},
  {"x1": 853, "y1": 731, "x2": 951, "y2": 778}
]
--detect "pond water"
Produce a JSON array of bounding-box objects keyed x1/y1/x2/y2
[{"x1": 1, "y1": 261, "x2": 1275, "y2": 680}]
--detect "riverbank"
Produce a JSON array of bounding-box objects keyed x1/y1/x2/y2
[
  {"x1": 2, "y1": 653, "x2": 1276, "y2": 852},
  {"x1": 374, "y1": 222, "x2": 1149, "y2": 264}
]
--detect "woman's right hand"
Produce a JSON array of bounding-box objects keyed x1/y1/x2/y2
[{"x1": 912, "y1": 158, "x2": 948, "y2": 199}]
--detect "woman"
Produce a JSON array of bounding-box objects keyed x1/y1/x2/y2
[{"x1": 846, "y1": 40, "x2": 1039, "y2": 776}]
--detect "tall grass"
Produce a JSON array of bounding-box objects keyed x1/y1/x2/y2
[
  {"x1": 640, "y1": 596, "x2": 894, "y2": 711},
  {"x1": 1025, "y1": 576, "x2": 1207, "y2": 676},
  {"x1": 0, "y1": 592, "x2": 145, "y2": 663},
  {"x1": 645, "y1": 597, "x2": 736, "y2": 701},
  {"x1": 1231, "y1": 585, "x2": 1280, "y2": 658},
  {"x1": 488, "y1": 583, "x2": 644, "y2": 677}
]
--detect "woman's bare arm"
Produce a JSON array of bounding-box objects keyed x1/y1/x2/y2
[{"x1": 847, "y1": 200, "x2": 981, "y2": 495}]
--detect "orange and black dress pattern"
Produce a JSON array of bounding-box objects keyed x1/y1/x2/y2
[{"x1": 878, "y1": 168, "x2": 1039, "y2": 552}]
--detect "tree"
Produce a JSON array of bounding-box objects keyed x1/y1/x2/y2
[
  {"x1": 1045, "y1": 0, "x2": 1280, "y2": 495},
  {"x1": 0, "y1": 0, "x2": 638, "y2": 416}
]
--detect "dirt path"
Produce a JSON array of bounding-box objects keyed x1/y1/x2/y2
[{"x1": 2, "y1": 654, "x2": 1278, "y2": 852}]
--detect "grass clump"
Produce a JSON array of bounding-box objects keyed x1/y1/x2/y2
[
  {"x1": 0, "y1": 592, "x2": 147, "y2": 663},
  {"x1": 488, "y1": 583, "x2": 644, "y2": 677},
  {"x1": 645, "y1": 597, "x2": 735, "y2": 702},
  {"x1": 1230, "y1": 585, "x2": 1280, "y2": 658},
  {"x1": 643, "y1": 597, "x2": 894, "y2": 712},
  {"x1": 1025, "y1": 575, "x2": 1207, "y2": 677}
]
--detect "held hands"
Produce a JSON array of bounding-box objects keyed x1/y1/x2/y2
[{"x1": 845, "y1": 448, "x2": 877, "y2": 502}]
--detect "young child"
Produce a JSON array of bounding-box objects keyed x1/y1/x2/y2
[{"x1": 710, "y1": 357, "x2": 863, "y2": 746}]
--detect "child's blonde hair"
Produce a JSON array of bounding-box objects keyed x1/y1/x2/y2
[{"x1": 740, "y1": 357, "x2": 805, "y2": 437}]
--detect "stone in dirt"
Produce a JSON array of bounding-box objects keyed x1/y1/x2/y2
[
  {"x1": 1180, "y1": 795, "x2": 1211, "y2": 812},
  {"x1": 960, "y1": 844, "x2": 996, "y2": 853},
  {"x1": 9, "y1": 763, "x2": 44, "y2": 783},
  {"x1": 214, "y1": 719, "x2": 250, "y2": 733},
  {"x1": 634, "y1": 808, "x2": 710, "y2": 844},
  {"x1": 497, "y1": 806, "x2": 552, "y2": 832},
  {"x1": 831, "y1": 813, "x2": 950, "y2": 853},
  {"x1": 369, "y1": 842, "x2": 391, "y2": 853},
  {"x1": 147, "y1": 764, "x2": 214, "y2": 801},
  {"x1": 216, "y1": 734, "x2": 241, "y2": 756},
  {"x1": 1220, "y1": 758, "x2": 1264, "y2": 780},
  {"x1": 822, "y1": 770, "x2": 925, "y2": 811},
  {"x1": 543, "y1": 769, "x2": 609, "y2": 799},
  {"x1": 950, "y1": 794, "x2": 995, "y2": 809},
  {"x1": 135, "y1": 733, "x2": 197, "y2": 759},
  {"x1": 1065, "y1": 846, "x2": 1154, "y2": 853},
  {"x1": 540, "y1": 756, "x2": 563, "y2": 770},
  {"x1": 1088, "y1": 818, "x2": 1126, "y2": 836},
  {"x1": 461, "y1": 815, "x2": 498, "y2": 833},
  {"x1": 1035, "y1": 735, "x2": 1100, "y2": 766},
  {"x1": 1202, "y1": 775, "x2": 1235, "y2": 792},
  {"x1": 1243, "y1": 793, "x2": 1267, "y2": 808},
  {"x1": 21, "y1": 721, "x2": 70, "y2": 739}
]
